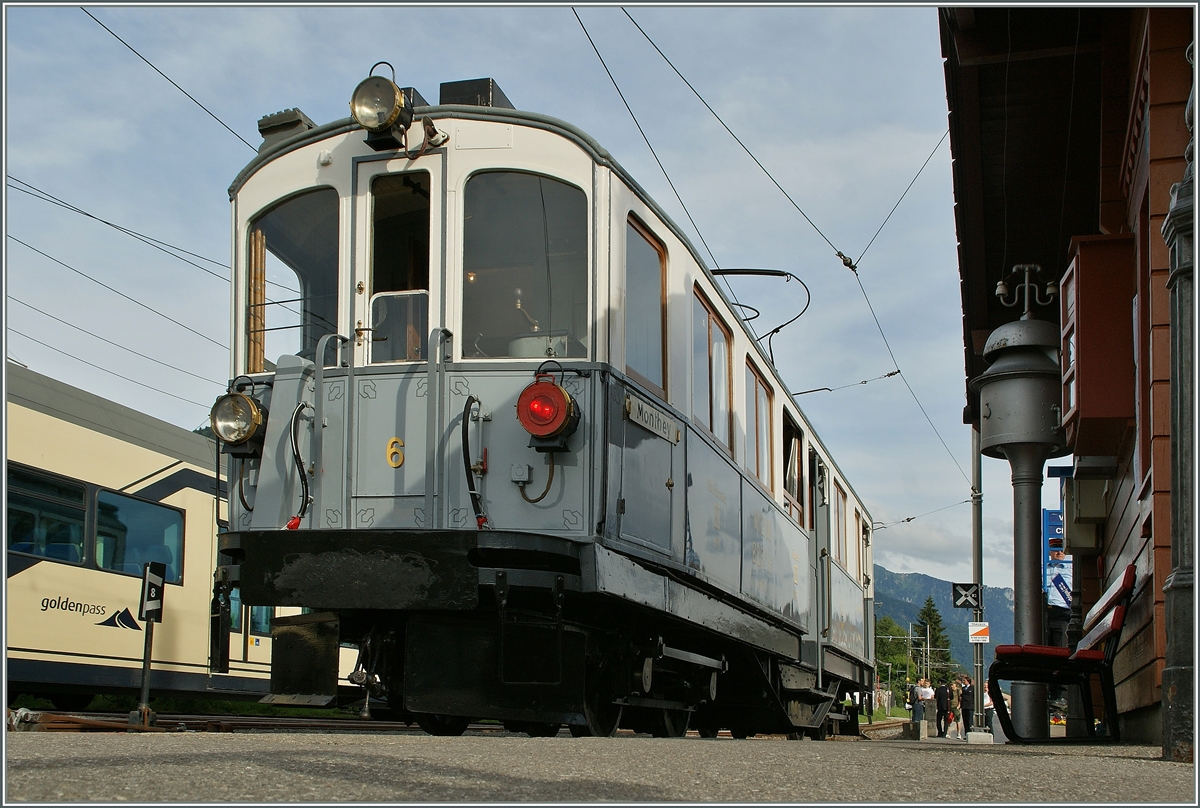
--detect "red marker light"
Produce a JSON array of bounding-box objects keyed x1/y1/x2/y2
[{"x1": 516, "y1": 375, "x2": 576, "y2": 438}]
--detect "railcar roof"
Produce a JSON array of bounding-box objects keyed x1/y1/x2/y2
[{"x1": 5, "y1": 361, "x2": 220, "y2": 473}]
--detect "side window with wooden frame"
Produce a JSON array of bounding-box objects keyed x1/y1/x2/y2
[
  {"x1": 782, "y1": 413, "x2": 805, "y2": 525},
  {"x1": 833, "y1": 480, "x2": 848, "y2": 565},
  {"x1": 692, "y1": 288, "x2": 732, "y2": 449},
  {"x1": 625, "y1": 218, "x2": 666, "y2": 394},
  {"x1": 745, "y1": 361, "x2": 772, "y2": 488}
]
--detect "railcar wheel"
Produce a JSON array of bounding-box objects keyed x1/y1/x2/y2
[
  {"x1": 414, "y1": 713, "x2": 472, "y2": 736},
  {"x1": 577, "y1": 652, "x2": 622, "y2": 737},
  {"x1": 650, "y1": 708, "x2": 690, "y2": 738},
  {"x1": 696, "y1": 726, "x2": 720, "y2": 739},
  {"x1": 729, "y1": 725, "x2": 752, "y2": 740}
]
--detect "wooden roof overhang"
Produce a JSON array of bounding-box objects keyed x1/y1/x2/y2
[{"x1": 940, "y1": 7, "x2": 1106, "y2": 425}]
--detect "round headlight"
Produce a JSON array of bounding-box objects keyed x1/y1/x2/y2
[
  {"x1": 210, "y1": 393, "x2": 265, "y2": 445},
  {"x1": 350, "y1": 76, "x2": 411, "y2": 132}
]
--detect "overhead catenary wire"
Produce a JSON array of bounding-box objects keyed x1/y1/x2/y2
[
  {"x1": 622, "y1": 8, "x2": 973, "y2": 491},
  {"x1": 10, "y1": 296, "x2": 226, "y2": 387},
  {"x1": 7, "y1": 235, "x2": 227, "y2": 349},
  {"x1": 622, "y1": 8, "x2": 851, "y2": 268},
  {"x1": 8, "y1": 180, "x2": 229, "y2": 282},
  {"x1": 572, "y1": 8, "x2": 759, "y2": 339},
  {"x1": 81, "y1": 7, "x2": 257, "y2": 153},
  {"x1": 8, "y1": 328, "x2": 212, "y2": 409},
  {"x1": 9, "y1": 177, "x2": 305, "y2": 300}
]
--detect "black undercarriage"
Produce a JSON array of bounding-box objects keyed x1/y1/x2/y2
[{"x1": 216, "y1": 528, "x2": 869, "y2": 738}]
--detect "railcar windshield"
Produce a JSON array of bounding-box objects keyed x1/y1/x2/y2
[
  {"x1": 246, "y1": 187, "x2": 339, "y2": 370},
  {"x1": 461, "y1": 172, "x2": 588, "y2": 359}
]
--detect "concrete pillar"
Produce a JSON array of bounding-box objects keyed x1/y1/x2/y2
[{"x1": 1160, "y1": 41, "x2": 1194, "y2": 765}]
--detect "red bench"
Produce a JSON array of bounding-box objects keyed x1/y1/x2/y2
[{"x1": 987, "y1": 564, "x2": 1138, "y2": 743}]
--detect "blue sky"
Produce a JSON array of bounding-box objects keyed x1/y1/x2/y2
[{"x1": 3, "y1": 4, "x2": 1065, "y2": 590}]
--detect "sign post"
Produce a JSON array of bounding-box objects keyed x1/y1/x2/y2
[{"x1": 131, "y1": 561, "x2": 165, "y2": 728}]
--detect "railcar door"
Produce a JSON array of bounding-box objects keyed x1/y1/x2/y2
[{"x1": 348, "y1": 155, "x2": 444, "y2": 530}]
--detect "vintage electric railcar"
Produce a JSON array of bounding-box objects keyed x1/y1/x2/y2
[
  {"x1": 211, "y1": 71, "x2": 874, "y2": 737},
  {"x1": 5, "y1": 362, "x2": 270, "y2": 707}
]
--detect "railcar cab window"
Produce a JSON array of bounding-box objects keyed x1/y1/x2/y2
[
  {"x1": 745, "y1": 361, "x2": 772, "y2": 487},
  {"x1": 782, "y1": 414, "x2": 805, "y2": 526},
  {"x1": 692, "y1": 289, "x2": 732, "y2": 449},
  {"x1": 625, "y1": 218, "x2": 666, "y2": 393},
  {"x1": 95, "y1": 491, "x2": 184, "y2": 585},
  {"x1": 369, "y1": 172, "x2": 430, "y2": 363},
  {"x1": 462, "y1": 172, "x2": 588, "y2": 359},
  {"x1": 246, "y1": 187, "x2": 339, "y2": 371},
  {"x1": 7, "y1": 466, "x2": 85, "y2": 564}
]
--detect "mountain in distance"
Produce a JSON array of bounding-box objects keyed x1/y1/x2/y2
[{"x1": 872, "y1": 564, "x2": 1014, "y2": 677}]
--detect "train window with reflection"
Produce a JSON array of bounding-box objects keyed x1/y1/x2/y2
[
  {"x1": 95, "y1": 491, "x2": 184, "y2": 585},
  {"x1": 6, "y1": 465, "x2": 86, "y2": 565},
  {"x1": 370, "y1": 172, "x2": 430, "y2": 363},
  {"x1": 462, "y1": 172, "x2": 588, "y2": 359},
  {"x1": 783, "y1": 414, "x2": 805, "y2": 525},
  {"x1": 745, "y1": 362, "x2": 772, "y2": 487},
  {"x1": 249, "y1": 604, "x2": 272, "y2": 635},
  {"x1": 246, "y1": 187, "x2": 339, "y2": 371},
  {"x1": 625, "y1": 218, "x2": 666, "y2": 393},
  {"x1": 692, "y1": 290, "x2": 732, "y2": 449},
  {"x1": 226, "y1": 588, "x2": 272, "y2": 635}
]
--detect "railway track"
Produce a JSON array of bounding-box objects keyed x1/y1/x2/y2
[
  {"x1": 8, "y1": 708, "x2": 872, "y2": 739},
  {"x1": 7, "y1": 708, "x2": 474, "y2": 734}
]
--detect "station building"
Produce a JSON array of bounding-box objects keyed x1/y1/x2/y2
[{"x1": 940, "y1": 6, "x2": 1193, "y2": 746}]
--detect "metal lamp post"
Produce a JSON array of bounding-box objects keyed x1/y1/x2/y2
[{"x1": 970, "y1": 266, "x2": 1069, "y2": 740}]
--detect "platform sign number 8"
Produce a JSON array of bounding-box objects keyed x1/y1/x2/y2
[{"x1": 140, "y1": 562, "x2": 166, "y2": 623}]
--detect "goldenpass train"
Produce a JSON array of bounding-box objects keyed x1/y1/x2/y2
[
  {"x1": 210, "y1": 69, "x2": 874, "y2": 737},
  {"x1": 5, "y1": 362, "x2": 266, "y2": 707}
]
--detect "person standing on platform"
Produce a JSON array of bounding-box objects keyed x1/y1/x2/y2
[
  {"x1": 960, "y1": 676, "x2": 975, "y2": 739},
  {"x1": 934, "y1": 680, "x2": 951, "y2": 737},
  {"x1": 983, "y1": 688, "x2": 994, "y2": 733}
]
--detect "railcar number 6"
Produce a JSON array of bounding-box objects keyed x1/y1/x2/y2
[{"x1": 386, "y1": 437, "x2": 405, "y2": 468}]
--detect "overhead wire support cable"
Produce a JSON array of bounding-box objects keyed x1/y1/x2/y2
[
  {"x1": 872, "y1": 499, "x2": 972, "y2": 530},
  {"x1": 10, "y1": 297, "x2": 226, "y2": 387},
  {"x1": 8, "y1": 328, "x2": 212, "y2": 409},
  {"x1": 7, "y1": 235, "x2": 227, "y2": 349},
  {"x1": 80, "y1": 7, "x2": 257, "y2": 153},
  {"x1": 854, "y1": 129, "x2": 949, "y2": 267}
]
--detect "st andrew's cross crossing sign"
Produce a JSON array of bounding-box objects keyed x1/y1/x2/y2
[
  {"x1": 952, "y1": 582, "x2": 981, "y2": 609},
  {"x1": 139, "y1": 561, "x2": 166, "y2": 623}
]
